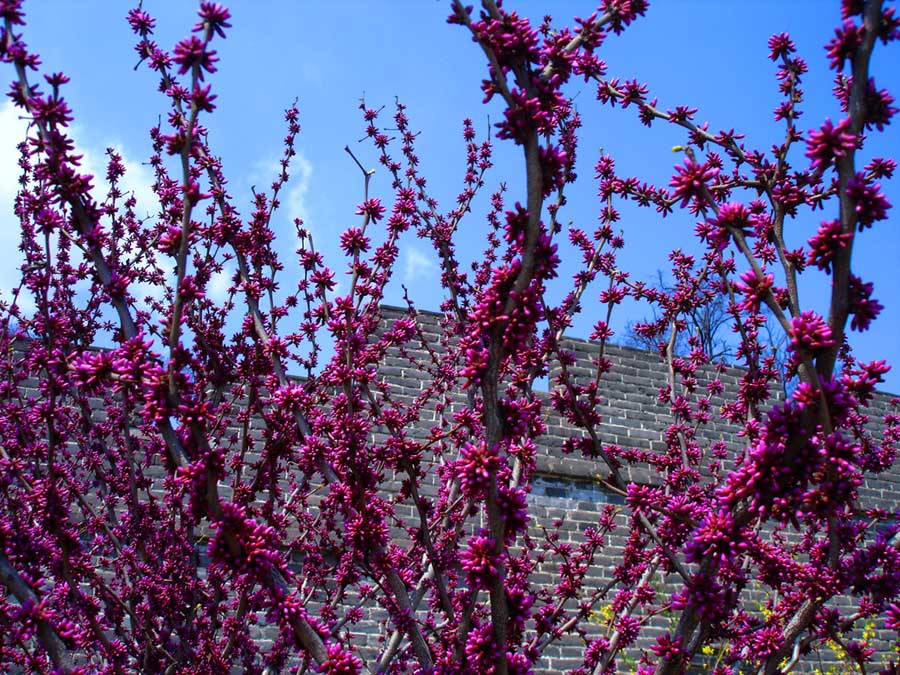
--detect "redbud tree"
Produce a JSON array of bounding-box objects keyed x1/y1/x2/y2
[{"x1": 0, "y1": 1, "x2": 899, "y2": 674}]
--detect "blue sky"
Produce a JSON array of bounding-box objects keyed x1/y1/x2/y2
[{"x1": 1, "y1": 1, "x2": 898, "y2": 392}]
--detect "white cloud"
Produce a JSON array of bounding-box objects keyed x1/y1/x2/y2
[
  {"x1": 243, "y1": 152, "x2": 314, "y2": 255},
  {"x1": 0, "y1": 104, "x2": 315, "y2": 333},
  {"x1": 244, "y1": 153, "x2": 313, "y2": 230},
  {"x1": 74, "y1": 134, "x2": 159, "y2": 224},
  {"x1": 207, "y1": 265, "x2": 234, "y2": 304},
  {"x1": 117, "y1": 149, "x2": 159, "y2": 221},
  {"x1": 0, "y1": 101, "x2": 163, "y2": 319},
  {"x1": 403, "y1": 245, "x2": 437, "y2": 284},
  {"x1": 284, "y1": 152, "x2": 313, "y2": 233}
]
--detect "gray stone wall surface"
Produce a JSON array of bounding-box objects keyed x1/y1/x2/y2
[
  {"x1": 5, "y1": 306, "x2": 899, "y2": 674},
  {"x1": 368, "y1": 306, "x2": 900, "y2": 674}
]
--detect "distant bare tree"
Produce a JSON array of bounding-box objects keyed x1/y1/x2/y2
[{"x1": 624, "y1": 269, "x2": 733, "y2": 362}]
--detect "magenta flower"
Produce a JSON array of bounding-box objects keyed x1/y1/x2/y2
[
  {"x1": 862, "y1": 77, "x2": 898, "y2": 131},
  {"x1": 841, "y1": 0, "x2": 865, "y2": 19},
  {"x1": 498, "y1": 485, "x2": 529, "y2": 541},
  {"x1": 126, "y1": 8, "x2": 155, "y2": 36},
  {"x1": 825, "y1": 18, "x2": 863, "y2": 71},
  {"x1": 748, "y1": 625, "x2": 785, "y2": 659},
  {"x1": 807, "y1": 219, "x2": 852, "y2": 272},
  {"x1": 462, "y1": 532, "x2": 501, "y2": 589},
  {"x1": 684, "y1": 510, "x2": 745, "y2": 564},
  {"x1": 355, "y1": 197, "x2": 385, "y2": 223},
  {"x1": 669, "y1": 159, "x2": 719, "y2": 208},
  {"x1": 735, "y1": 269, "x2": 774, "y2": 313},
  {"x1": 172, "y1": 35, "x2": 218, "y2": 78},
  {"x1": 806, "y1": 117, "x2": 856, "y2": 172},
  {"x1": 207, "y1": 501, "x2": 284, "y2": 580},
  {"x1": 464, "y1": 622, "x2": 499, "y2": 672},
  {"x1": 191, "y1": 83, "x2": 217, "y2": 112},
  {"x1": 847, "y1": 172, "x2": 891, "y2": 228},
  {"x1": 339, "y1": 227, "x2": 370, "y2": 255},
  {"x1": 768, "y1": 32, "x2": 795, "y2": 60},
  {"x1": 886, "y1": 603, "x2": 900, "y2": 631},
  {"x1": 70, "y1": 350, "x2": 114, "y2": 389},
  {"x1": 601, "y1": 0, "x2": 649, "y2": 34},
  {"x1": 457, "y1": 441, "x2": 501, "y2": 498},
  {"x1": 194, "y1": 2, "x2": 232, "y2": 39},
  {"x1": 698, "y1": 202, "x2": 751, "y2": 252},
  {"x1": 651, "y1": 633, "x2": 684, "y2": 660},
  {"x1": 848, "y1": 275, "x2": 884, "y2": 331},
  {"x1": 319, "y1": 643, "x2": 362, "y2": 675},
  {"x1": 789, "y1": 310, "x2": 835, "y2": 353},
  {"x1": 538, "y1": 143, "x2": 569, "y2": 196}
]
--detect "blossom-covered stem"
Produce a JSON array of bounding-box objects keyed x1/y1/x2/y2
[
  {"x1": 384, "y1": 570, "x2": 436, "y2": 669},
  {"x1": 167, "y1": 23, "x2": 209, "y2": 402},
  {"x1": 361, "y1": 100, "x2": 480, "y2": 327},
  {"x1": 376, "y1": 448, "x2": 469, "y2": 672},
  {"x1": 0, "y1": 552, "x2": 75, "y2": 673},
  {"x1": 454, "y1": 3, "x2": 557, "y2": 671},
  {"x1": 360, "y1": 382, "x2": 456, "y2": 620},
  {"x1": 78, "y1": 55, "x2": 331, "y2": 660},
  {"x1": 770, "y1": 52, "x2": 805, "y2": 319},
  {"x1": 594, "y1": 554, "x2": 662, "y2": 675},
  {"x1": 693, "y1": 165, "x2": 794, "y2": 339},
  {"x1": 596, "y1": 79, "x2": 757, "y2": 179},
  {"x1": 214, "y1": 190, "x2": 434, "y2": 668},
  {"x1": 532, "y1": 576, "x2": 618, "y2": 654},
  {"x1": 555, "y1": 355, "x2": 690, "y2": 581},
  {"x1": 3, "y1": 6, "x2": 198, "y2": 487},
  {"x1": 3, "y1": 20, "x2": 139, "y2": 343},
  {"x1": 375, "y1": 465, "x2": 469, "y2": 670},
  {"x1": 759, "y1": 597, "x2": 819, "y2": 675},
  {"x1": 57, "y1": 548, "x2": 119, "y2": 664},
  {"x1": 772, "y1": 206, "x2": 802, "y2": 317},
  {"x1": 822, "y1": 0, "x2": 884, "y2": 378},
  {"x1": 197, "y1": 145, "x2": 314, "y2": 440},
  {"x1": 343, "y1": 144, "x2": 375, "y2": 309},
  {"x1": 537, "y1": 10, "x2": 615, "y2": 80},
  {"x1": 202, "y1": 160, "x2": 433, "y2": 666},
  {"x1": 466, "y1": 1, "x2": 546, "y2": 317},
  {"x1": 665, "y1": 317, "x2": 691, "y2": 468},
  {"x1": 376, "y1": 567, "x2": 439, "y2": 673}
]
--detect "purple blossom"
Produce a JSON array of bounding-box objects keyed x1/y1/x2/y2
[
  {"x1": 862, "y1": 77, "x2": 898, "y2": 131},
  {"x1": 847, "y1": 171, "x2": 891, "y2": 228},
  {"x1": 806, "y1": 117, "x2": 856, "y2": 172},
  {"x1": 126, "y1": 8, "x2": 155, "y2": 36},
  {"x1": 317, "y1": 643, "x2": 362, "y2": 675},
  {"x1": 355, "y1": 197, "x2": 385, "y2": 223},
  {"x1": 669, "y1": 159, "x2": 719, "y2": 208},
  {"x1": 195, "y1": 2, "x2": 232, "y2": 39},
  {"x1": 848, "y1": 274, "x2": 884, "y2": 331},
  {"x1": 789, "y1": 310, "x2": 835, "y2": 353},
  {"x1": 339, "y1": 227, "x2": 370, "y2": 255},
  {"x1": 768, "y1": 32, "x2": 796, "y2": 60},
  {"x1": 457, "y1": 441, "x2": 501, "y2": 498},
  {"x1": 172, "y1": 35, "x2": 218, "y2": 78},
  {"x1": 825, "y1": 18, "x2": 864, "y2": 71},
  {"x1": 807, "y1": 219, "x2": 852, "y2": 272},
  {"x1": 462, "y1": 532, "x2": 502, "y2": 589},
  {"x1": 734, "y1": 269, "x2": 774, "y2": 313}
]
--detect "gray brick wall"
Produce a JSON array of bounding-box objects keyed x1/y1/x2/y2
[
  {"x1": 373, "y1": 305, "x2": 900, "y2": 674},
  {"x1": 4, "y1": 306, "x2": 898, "y2": 674}
]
